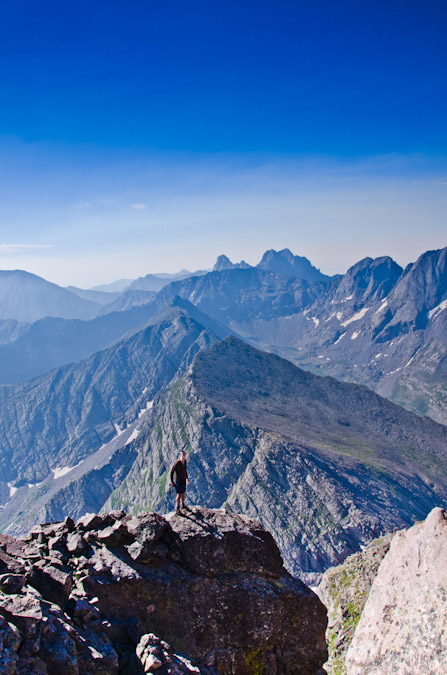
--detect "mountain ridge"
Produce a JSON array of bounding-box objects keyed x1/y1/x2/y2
[
  {"x1": 107, "y1": 336, "x2": 447, "y2": 581},
  {"x1": 0, "y1": 270, "x2": 101, "y2": 322}
]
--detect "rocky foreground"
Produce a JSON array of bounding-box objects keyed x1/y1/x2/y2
[
  {"x1": 0, "y1": 506, "x2": 327, "y2": 674},
  {"x1": 318, "y1": 507, "x2": 447, "y2": 675},
  {"x1": 346, "y1": 507, "x2": 447, "y2": 675}
]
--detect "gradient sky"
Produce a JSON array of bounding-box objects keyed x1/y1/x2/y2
[{"x1": 0, "y1": 0, "x2": 446, "y2": 286}]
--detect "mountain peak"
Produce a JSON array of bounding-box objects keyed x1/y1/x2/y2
[
  {"x1": 256, "y1": 248, "x2": 330, "y2": 283},
  {"x1": 213, "y1": 254, "x2": 234, "y2": 271},
  {"x1": 213, "y1": 255, "x2": 251, "y2": 271},
  {"x1": 334, "y1": 255, "x2": 402, "y2": 304}
]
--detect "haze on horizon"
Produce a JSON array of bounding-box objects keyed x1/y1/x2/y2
[{"x1": 0, "y1": 1, "x2": 445, "y2": 287}]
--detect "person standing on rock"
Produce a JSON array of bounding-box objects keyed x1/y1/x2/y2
[{"x1": 170, "y1": 449, "x2": 189, "y2": 511}]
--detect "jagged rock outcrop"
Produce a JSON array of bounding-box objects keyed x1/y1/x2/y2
[
  {"x1": 256, "y1": 249, "x2": 330, "y2": 283},
  {"x1": 345, "y1": 507, "x2": 447, "y2": 675},
  {"x1": 213, "y1": 255, "x2": 251, "y2": 271},
  {"x1": 317, "y1": 534, "x2": 393, "y2": 674},
  {"x1": 244, "y1": 248, "x2": 447, "y2": 425},
  {"x1": 0, "y1": 507, "x2": 328, "y2": 674},
  {"x1": 155, "y1": 266, "x2": 326, "y2": 327}
]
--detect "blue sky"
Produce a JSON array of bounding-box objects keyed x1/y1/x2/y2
[{"x1": 0, "y1": 1, "x2": 446, "y2": 286}]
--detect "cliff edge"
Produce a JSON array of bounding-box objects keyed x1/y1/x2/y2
[{"x1": 0, "y1": 506, "x2": 327, "y2": 674}]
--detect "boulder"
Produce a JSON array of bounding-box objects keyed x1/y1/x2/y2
[
  {"x1": 84, "y1": 507, "x2": 328, "y2": 674},
  {"x1": 165, "y1": 507, "x2": 285, "y2": 577},
  {"x1": 346, "y1": 507, "x2": 447, "y2": 675},
  {"x1": 27, "y1": 560, "x2": 73, "y2": 608},
  {"x1": 73, "y1": 623, "x2": 119, "y2": 674},
  {"x1": 95, "y1": 526, "x2": 122, "y2": 548},
  {"x1": 38, "y1": 615, "x2": 78, "y2": 675},
  {"x1": 0, "y1": 616, "x2": 20, "y2": 674},
  {"x1": 0, "y1": 591, "x2": 44, "y2": 658},
  {"x1": 76, "y1": 514, "x2": 103, "y2": 531},
  {"x1": 125, "y1": 512, "x2": 170, "y2": 562},
  {"x1": 136, "y1": 633, "x2": 202, "y2": 673},
  {"x1": 317, "y1": 533, "x2": 393, "y2": 674},
  {"x1": 66, "y1": 533, "x2": 87, "y2": 556},
  {"x1": 0, "y1": 573, "x2": 26, "y2": 594}
]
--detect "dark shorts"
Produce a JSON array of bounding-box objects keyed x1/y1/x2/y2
[{"x1": 175, "y1": 479, "x2": 187, "y2": 494}]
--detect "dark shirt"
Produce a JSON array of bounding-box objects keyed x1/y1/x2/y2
[{"x1": 170, "y1": 459, "x2": 188, "y2": 484}]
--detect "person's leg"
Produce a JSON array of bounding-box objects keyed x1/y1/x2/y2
[
  {"x1": 176, "y1": 493, "x2": 181, "y2": 511},
  {"x1": 180, "y1": 491, "x2": 185, "y2": 507}
]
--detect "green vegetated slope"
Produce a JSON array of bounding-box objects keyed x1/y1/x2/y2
[
  {"x1": 317, "y1": 534, "x2": 393, "y2": 675},
  {"x1": 107, "y1": 336, "x2": 447, "y2": 582}
]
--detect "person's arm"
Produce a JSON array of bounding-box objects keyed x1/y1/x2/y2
[
  {"x1": 170, "y1": 463, "x2": 176, "y2": 485},
  {"x1": 185, "y1": 460, "x2": 189, "y2": 481}
]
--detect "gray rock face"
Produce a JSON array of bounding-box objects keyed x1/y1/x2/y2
[
  {"x1": 155, "y1": 267, "x2": 326, "y2": 326},
  {"x1": 346, "y1": 507, "x2": 447, "y2": 675},
  {"x1": 0, "y1": 507, "x2": 328, "y2": 674},
  {"x1": 317, "y1": 534, "x2": 393, "y2": 675},
  {"x1": 107, "y1": 337, "x2": 447, "y2": 583},
  {"x1": 242, "y1": 248, "x2": 447, "y2": 425}
]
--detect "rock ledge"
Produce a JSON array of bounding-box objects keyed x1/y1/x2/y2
[{"x1": 0, "y1": 506, "x2": 327, "y2": 674}]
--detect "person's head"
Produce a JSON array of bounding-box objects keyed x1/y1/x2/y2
[{"x1": 180, "y1": 450, "x2": 187, "y2": 461}]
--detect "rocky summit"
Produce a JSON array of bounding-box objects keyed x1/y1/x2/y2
[{"x1": 0, "y1": 506, "x2": 327, "y2": 674}]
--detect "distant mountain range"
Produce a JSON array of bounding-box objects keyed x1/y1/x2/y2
[
  {"x1": 0, "y1": 270, "x2": 101, "y2": 322},
  {"x1": 0, "y1": 245, "x2": 446, "y2": 582},
  {"x1": 148, "y1": 248, "x2": 447, "y2": 426},
  {"x1": 0, "y1": 247, "x2": 446, "y2": 425}
]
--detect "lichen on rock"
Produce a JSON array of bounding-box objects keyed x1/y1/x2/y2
[
  {"x1": 317, "y1": 534, "x2": 393, "y2": 674},
  {"x1": 345, "y1": 507, "x2": 447, "y2": 675}
]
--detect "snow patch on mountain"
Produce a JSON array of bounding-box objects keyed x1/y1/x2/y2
[
  {"x1": 429, "y1": 299, "x2": 447, "y2": 320},
  {"x1": 138, "y1": 399, "x2": 154, "y2": 418},
  {"x1": 52, "y1": 465, "x2": 80, "y2": 480},
  {"x1": 374, "y1": 300, "x2": 388, "y2": 315},
  {"x1": 342, "y1": 308, "x2": 369, "y2": 327},
  {"x1": 125, "y1": 427, "x2": 141, "y2": 445},
  {"x1": 405, "y1": 353, "x2": 417, "y2": 368},
  {"x1": 114, "y1": 422, "x2": 125, "y2": 436},
  {"x1": 7, "y1": 483, "x2": 17, "y2": 497},
  {"x1": 333, "y1": 333, "x2": 346, "y2": 345}
]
